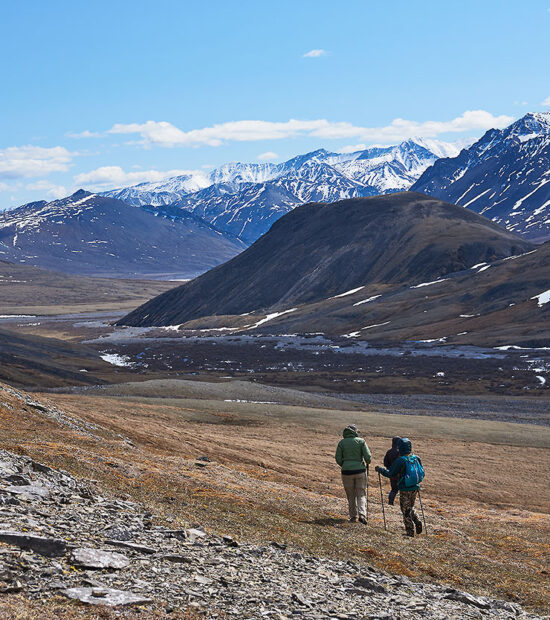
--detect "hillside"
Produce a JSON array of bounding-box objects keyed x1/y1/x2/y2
[
  {"x1": 235, "y1": 241, "x2": 550, "y2": 347},
  {"x1": 412, "y1": 112, "x2": 550, "y2": 241},
  {"x1": 0, "y1": 191, "x2": 245, "y2": 278},
  {"x1": 119, "y1": 192, "x2": 534, "y2": 327},
  {"x1": 0, "y1": 381, "x2": 548, "y2": 616}
]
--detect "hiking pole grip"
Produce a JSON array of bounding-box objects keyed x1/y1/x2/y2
[
  {"x1": 418, "y1": 488, "x2": 428, "y2": 536},
  {"x1": 378, "y1": 471, "x2": 387, "y2": 531}
]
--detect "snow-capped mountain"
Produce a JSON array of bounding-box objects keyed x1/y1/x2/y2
[
  {"x1": 103, "y1": 138, "x2": 460, "y2": 243},
  {"x1": 0, "y1": 190, "x2": 245, "y2": 278},
  {"x1": 412, "y1": 112, "x2": 550, "y2": 241}
]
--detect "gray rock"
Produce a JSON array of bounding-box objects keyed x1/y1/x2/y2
[
  {"x1": 0, "y1": 530, "x2": 67, "y2": 557},
  {"x1": 443, "y1": 589, "x2": 491, "y2": 609},
  {"x1": 106, "y1": 540, "x2": 157, "y2": 554},
  {"x1": 353, "y1": 576, "x2": 387, "y2": 594},
  {"x1": 71, "y1": 548, "x2": 130, "y2": 569},
  {"x1": 3, "y1": 474, "x2": 31, "y2": 485},
  {"x1": 62, "y1": 586, "x2": 152, "y2": 607},
  {"x1": 5, "y1": 485, "x2": 50, "y2": 500}
]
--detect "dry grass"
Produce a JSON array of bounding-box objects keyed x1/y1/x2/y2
[{"x1": 1, "y1": 383, "x2": 549, "y2": 614}]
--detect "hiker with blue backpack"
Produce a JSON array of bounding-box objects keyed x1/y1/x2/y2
[{"x1": 375, "y1": 437, "x2": 425, "y2": 537}]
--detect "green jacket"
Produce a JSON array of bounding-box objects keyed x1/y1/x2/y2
[{"x1": 335, "y1": 429, "x2": 372, "y2": 472}]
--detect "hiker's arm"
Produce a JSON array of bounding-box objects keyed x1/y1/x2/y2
[
  {"x1": 335, "y1": 442, "x2": 343, "y2": 467},
  {"x1": 377, "y1": 458, "x2": 402, "y2": 479},
  {"x1": 362, "y1": 441, "x2": 372, "y2": 465}
]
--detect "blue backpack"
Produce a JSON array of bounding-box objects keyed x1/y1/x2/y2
[{"x1": 402, "y1": 455, "x2": 424, "y2": 487}]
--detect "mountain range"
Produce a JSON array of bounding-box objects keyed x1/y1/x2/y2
[
  {"x1": 104, "y1": 138, "x2": 461, "y2": 243},
  {"x1": 119, "y1": 192, "x2": 535, "y2": 331},
  {"x1": 413, "y1": 112, "x2": 550, "y2": 242},
  {"x1": 0, "y1": 191, "x2": 245, "y2": 278}
]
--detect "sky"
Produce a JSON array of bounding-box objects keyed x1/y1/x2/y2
[{"x1": 1, "y1": 0, "x2": 549, "y2": 210}]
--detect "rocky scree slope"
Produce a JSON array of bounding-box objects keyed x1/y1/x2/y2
[
  {"x1": 0, "y1": 435, "x2": 541, "y2": 616},
  {"x1": 412, "y1": 112, "x2": 550, "y2": 242},
  {"x1": 119, "y1": 192, "x2": 534, "y2": 327},
  {"x1": 0, "y1": 190, "x2": 245, "y2": 278},
  {"x1": 104, "y1": 139, "x2": 461, "y2": 244}
]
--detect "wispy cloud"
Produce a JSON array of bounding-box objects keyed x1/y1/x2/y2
[
  {"x1": 336, "y1": 143, "x2": 367, "y2": 154},
  {"x1": 108, "y1": 110, "x2": 514, "y2": 149},
  {"x1": 303, "y1": 49, "x2": 327, "y2": 58},
  {"x1": 0, "y1": 145, "x2": 74, "y2": 179},
  {"x1": 26, "y1": 180, "x2": 67, "y2": 199},
  {"x1": 257, "y1": 151, "x2": 279, "y2": 161},
  {"x1": 542, "y1": 96, "x2": 550, "y2": 106},
  {"x1": 73, "y1": 166, "x2": 208, "y2": 190},
  {"x1": 66, "y1": 130, "x2": 102, "y2": 139}
]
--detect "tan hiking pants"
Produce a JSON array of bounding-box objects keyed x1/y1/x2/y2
[{"x1": 341, "y1": 472, "x2": 367, "y2": 519}]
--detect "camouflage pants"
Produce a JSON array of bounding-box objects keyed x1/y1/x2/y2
[{"x1": 399, "y1": 490, "x2": 421, "y2": 535}]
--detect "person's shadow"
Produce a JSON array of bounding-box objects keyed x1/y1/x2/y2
[{"x1": 308, "y1": 517, "x2": 348, "y2": 526}]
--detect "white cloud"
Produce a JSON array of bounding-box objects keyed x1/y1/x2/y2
[
  {"x1": 73, "y1": 166, "x2": 207, "y2": 190},
  {"x1": 0, "y1": 145, "x2": 74, "y2": 179},
  {"x1": 542, "y1": 96, "x2": 550, "y2": 107},
  {"x1": 66, "y1": 130, "x2": 102, "y2": 139},
  {"x1": 514, "y1": 100, "x2": 528, "y2": 106},
  {"x1": 0, "y1": 182, "x2": 10, "y2": 192},
  {"x1": 26, "y1": 180, "x2": 67, "y2": 199},
  {"x1": 257, "y1": 151, "x2": 279, "y2": 161},
  {"x1": 336, "y1": 143, "x2": 367, "y2": 153},
  {"x1": 303, "y1": 49, "x2": 327, "y2": 58},
  {"x1": 108, "y1": 110, "x2": 514, "y2": 149}
]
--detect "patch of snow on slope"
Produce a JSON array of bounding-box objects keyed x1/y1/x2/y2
[
  {"x1": 353, "y1": 295, "x2": 382, "y2": 306},
  {"x1": 246, "y1": 308, "x2": 297, "y2": 329},
  {"x1": 330, "y1": 286, "x2": 364, "y2": 299},
  {"x1": 531, "y1": 289, "x2": 550, "y2": 307},
  {"x1": 410, "y1": 279, "x2": 447, "y2": 289}
]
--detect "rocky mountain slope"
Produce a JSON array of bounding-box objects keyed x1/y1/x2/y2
[
  {"x1": 104, "y1": 139, "x2": 461, "y2": 243},
  {"x1": 412, "y1": 112, "x2": 550, "y2": 241},
  {"x1": 119, "y1": 192, "x2": 534, "y2": 327},
  {"x1": 0, "y1": 191, "x2": 245, "y2": 278},
  {"x1": 0, "y1": 433, "x2": 540, "y2": 617}
]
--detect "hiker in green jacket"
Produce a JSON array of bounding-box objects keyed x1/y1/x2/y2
[
  {"x1": 376, "y1": 437, "x2": 423, "y2": 537},
  {"x1": 335, "y1": 424, "x2": 372, "y2": 524}
]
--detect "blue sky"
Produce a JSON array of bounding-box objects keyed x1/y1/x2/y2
[{"x1": 1, "y1": 0, "x2": 549, "y2": 209}]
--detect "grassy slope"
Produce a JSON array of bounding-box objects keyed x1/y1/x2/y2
[{"x1": 1, "y1": 380, "x2": 549, "y2": 614}]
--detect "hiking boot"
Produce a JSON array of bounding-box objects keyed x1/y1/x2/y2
[
  {"x1": 415, "y1": 519, "x2": 423, "y2": 534},
  {"x1": 349, "y1": 517, "x2": 357, "y2": 523},
  {"x1": 405, "y1": 530, "x2": 415, "y2": 537},
  {"x1": 358, "y1": 516, "x2": 367, "y2": 524}
]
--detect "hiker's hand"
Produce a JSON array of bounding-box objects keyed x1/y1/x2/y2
[{"x1": 375, "y1": 466, "x2": 380, "y2": 473}]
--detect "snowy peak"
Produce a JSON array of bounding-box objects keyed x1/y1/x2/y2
[
  {"x1": 100, "y1": 137, "x2": 464, "y2": 243},
  {"x1": 412, "y1": 112, "x2": 550, "y2": 241}
]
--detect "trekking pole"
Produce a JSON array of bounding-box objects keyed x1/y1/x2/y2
[
  {"x1": 366, "y1": 465, "x2": 369, "y2": 524},
  {"x1": 377, "y1": 471, "x2": 387, "y2": 531},
  {"x1": 418, "y1": 488, "x2": 428, "y2": 536}
]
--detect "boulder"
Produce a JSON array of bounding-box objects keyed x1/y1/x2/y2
[
  {"x1": 0, "y1": 531, "x2": 67, "y2": 557},
  {"x1": 71, "y1": 548, "x2": 130, "y2": 569},
  {"x1": 62, "y1": 586, "x2": 152, "y2": 607}
]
